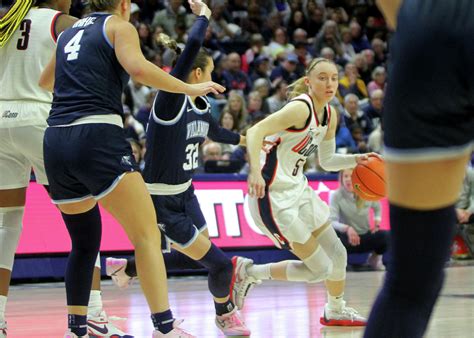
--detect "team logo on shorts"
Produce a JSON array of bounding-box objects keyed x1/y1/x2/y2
[{"x1": 2, "y1": 110, "x2": 18, "y2": 119}]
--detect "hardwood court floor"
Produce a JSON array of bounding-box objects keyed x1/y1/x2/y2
[{"x1": 5, "y1": 265, "x2": 474, "y2": 337}]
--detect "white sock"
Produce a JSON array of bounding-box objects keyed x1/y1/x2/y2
[
  {"x1": 87, "y1": 290, "x2": 103, "y2": 317},
  {"x1": 247, "y1": 263, "x2": 272, "y2": 280},
  {"x1": 327, "y1": 292, "x2": 344, "y2": 312},
  {"x1": 0, "y1": 295, "x2": 6, "y2": 323}
]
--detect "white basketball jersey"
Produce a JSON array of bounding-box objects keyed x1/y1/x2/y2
[
  {"x1": 0, "y1": 8, "x2": 61, "y2": 127},
  {"x1": 261, "y1": 94, "x2": 332, "y2": 195}
]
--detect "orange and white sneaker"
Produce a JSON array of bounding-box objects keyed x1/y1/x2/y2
[
  {"x1": 215, "y1": 308, "x2": 251, "y2": 336},
  {"x1": 87, "y1": 310, "x2": 133, "y2": 337},
  {"x1": 106, "y1": 258, "x2": 135, "y2": 289},
  {"x1": 152, "y1": 319, "x2": 195, "y2": 338},
  {"x1": 230, "y1": 256, "x2": 261, "y2": 309},
  {"x1": 0, "y1": 321, "x2": 6, "y2": 338},
  {"x1": 320, "y1": 302, "x2": 367, "y2": 327}
]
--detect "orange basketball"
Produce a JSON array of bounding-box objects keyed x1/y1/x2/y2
[{"x1": 351, "y1": 156, "x2": 386, "y2": 201}]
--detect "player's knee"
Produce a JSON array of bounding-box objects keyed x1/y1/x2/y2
[
  {"x1": 0, "y1": 207, "x2": 24, "y2": 270},
  {"x1": 300, "y1": 247, "x2": 333, "y2": 283}
]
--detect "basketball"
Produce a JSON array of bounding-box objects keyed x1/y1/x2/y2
[{"x1": 351, "y1": 156, "x2": 386, "y2": 201}]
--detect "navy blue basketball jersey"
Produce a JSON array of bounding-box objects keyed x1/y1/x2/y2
[
  {"x1": 48, "y1": 13, "x2": 129, "y2": 126},
  {"x1": 144, "y1": 95, "x2": 233, "y2": 187}
]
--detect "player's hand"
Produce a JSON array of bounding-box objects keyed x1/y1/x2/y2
[
  {"x1": 347, "y1": 226, "x2": 360, "y2": 246},
  {"x1": 248, "y1": 171, "x2": 266, "y2": 198},
  {"x1": 356, "y1": 152, "x2": 381, "y2": 164},
  {"x1": 371, "y1": 225, "x2": 380, "y2": 233},
  {"x1": 188, "y1": 0, "x2": 211, "y2": 18},
  {"x1": 186, "y1": 81, "x2": 225, "y2": 96}
]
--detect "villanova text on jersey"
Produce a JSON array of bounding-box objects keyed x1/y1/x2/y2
[{"x1": 186, "y1": 120, "x2": 209, "y2": 140}]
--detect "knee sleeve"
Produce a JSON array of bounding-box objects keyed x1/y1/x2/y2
[
  {"x1": 287, "y1": 247, "x2": 333, "y2": 283},
  {"x1": 197, "y1": 244, "x2": 233, "y2": 298},
  {"x1": 317, "y1": 227, "x2": 347, "y2": 281},
  {"x1": 62, "y1": 205, "x2": 102, "y2": 306},
  {"x1": 0, "y1": 207, "x2": 24, "y2": 270}
]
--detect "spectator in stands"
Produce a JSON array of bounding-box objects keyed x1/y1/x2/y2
[
  {"x1": 371, "y1": 38, "x2": 387, "y2": 67},
  {"x1": 287, "y1": 10, "x2": 308, "y2": 38},
  {"x1": 246, "y1": 91, "x2": 267, "y2": 124},
  {"x1": 337, "y1": 63, "x2": 369, "y2": 102},
  {"x1": 209, "y1": 3, "x2": 239, "y2": 41},
  {"x1": 221, "y1": 91, "x2": 248, "y2": 131},
  {"x1": 349, "y1": 21, "x2": 371, "y2": 53},
  {"x1": 151, "y1": 0, "x2": 191, "y2": 39},
  {"x1": 343, "y1": 94, "x2": 373, "y2": 136},
  {"x1": 130, "y1": 2, "x2": 141, "y2": 28},
  {"x1": 353, "y1": 53, "x2": 372, "y2": 85},
  {"x1": 313, "y1": 20, "x2": 344, "y2": 57},
  {"x1": 367, "y1": 66, "x2": 386, "y2": 96},
  {"x1": 330, "y1": 169, "x2": 389, "y2": 271},
  {"x1": 340, "y1": 27, "x2": 356, "y2": 62},
  {"x1": 128, "y1": 78, "x2": 152, "y2": 115},
  {"x1": 265, "y1": 26, "x2": 295, "y2": 59},
  {"x1": 250, "y1": 55, "x2": 271, "y2": 82},
  {"x1": 270, "y1": 53, "x2": 300, "y2": 84},
  {"x1": 243, "y1": 33, "x2": 267, "y2": 74},
  {"x1": 222, "y1": 52, "x2": 252, "y2": 95},
  {"x1": 351, "y1": 126, "x2": 370, "y2": 153},
  {"x1": 335, "y1": 113, "x2": 357, "y2": 154},
  {"x1": 363, "y1": 89, "x2": 384, "y2": 128},
  {"x1": 266, "y1": 79, "x2": 288, "y2": 114},
  {"x1": 305, "y1": 2, "x2": 325, "y2": 38},
  {"x1": 362, "y1": 49, "x2": 376, "y2": 73}
]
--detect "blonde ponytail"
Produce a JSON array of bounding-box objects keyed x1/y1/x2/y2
[
  {"x1": 287, "y1": 77, "x2": 308, "y2": 100},
  {"x1": 0, "y1": 0, "x2": 34, "y2": 47},
  {"x1": 156, "y1": 33, "x2": 182, "y2": 55},
  {"x1": 287, "y1": 57, "x2": 336, "y2": 99}
]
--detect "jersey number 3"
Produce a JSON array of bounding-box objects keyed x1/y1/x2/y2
[
  {"x1": 16, "y1": 19, "x2": 31, "y2": 50},
  {"x1": 183, "y1": 143, "x2": 199, "y2": 170},
  {"x1": 64, "y1": 30, "x2": 84, "y2": 61}
]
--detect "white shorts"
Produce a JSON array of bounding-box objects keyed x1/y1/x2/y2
[
  {"x1": 0, "y1": 124, "x2": 48, "y2": 189},
  {"x1": 248, "y1": 184, "x2": 330, "y2": 249}
]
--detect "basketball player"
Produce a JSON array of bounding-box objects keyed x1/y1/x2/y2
[
  {"x1": 364, "y1": 1, "x2": 474, "y2": 337},
  {"x1": 38, "y1": 0, "x2": 224, "y2": 336},
  {"x1": 0, "y1": 1, "x2": 130, "y2": 336},
  {"x1": 241, "y1": 58, "x2": 377, "y2": 326},
  {"x1": 105, "y1": 1, "x2": 254, "y2": 335}
]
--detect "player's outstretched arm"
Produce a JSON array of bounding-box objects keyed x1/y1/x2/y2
[{"x1": 111, "y1": 18, "x2": 224, "y2": 96}]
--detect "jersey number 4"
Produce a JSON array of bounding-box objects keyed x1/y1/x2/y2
[
  {"x1": 183, "y1": 143, "x2": 199, "y2": 170},
  {"x1": 64, "y1": 30, "x2": 84, "y2": 61}
]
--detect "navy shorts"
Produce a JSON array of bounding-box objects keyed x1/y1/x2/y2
[
  {"x1": 384, "y1": 0, "x2": 474, "y2": 162},
  {"x1": 43, "y1": 123, "x2": 139, "y2": 204},
  {"x1": 151, "y1": 185, "x2": 207, "y2": 252}
]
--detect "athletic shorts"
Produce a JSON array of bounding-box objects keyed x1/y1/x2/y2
[
  {"x1": 151, "y1": 185, "x2": 207, "y2": 252},
  {"x1": 248, "y1": 184, "x2": 330, "y2": 250},
  {"x1": 0, "y1": 124, "x2": 48, "y2": 189},
  {"x1": 43, "y1": 123, "x2": 139, "y2": 204},
  {"x1": 383, "y1": 0, "x2": 474, "y2": 162}
]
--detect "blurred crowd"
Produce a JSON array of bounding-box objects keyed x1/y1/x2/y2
[{"x1": 7, "y1": 0, "x2": 393, "y2": 174}]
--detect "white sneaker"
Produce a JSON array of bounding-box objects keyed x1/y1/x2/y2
[
  {"x1": 320, "y1": 302, "x2": 367, "y2": 326},
  {"x1": 230, "y1": 256, "x2": 261, "y2": 309},
  {"x1": 0, "y1": 321, "x2": 6, "y2": 338},
  {"x1": 152, "y1": 319, "x2": 195, "y2": 337},
  {"x1": 106, "y1": 257, "x2": 135, "y2": 289},
  {"x1": 63, "y1": 330, "x2": 89, "y2": 338},
  {"x1": 367, "y1": 253, "x2": 385, "y2": 271},
  {"x1": 215, "y1": 308, "x2": 251, "y2": 336},
  {"x1": 87, "y1": 310, "x2": 133, "y2": 337}
]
